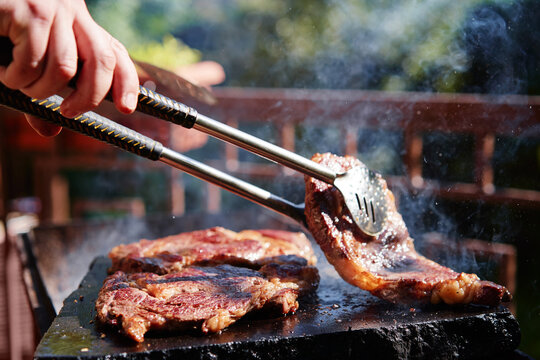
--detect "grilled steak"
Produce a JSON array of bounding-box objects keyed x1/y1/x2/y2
[
  {"x1": 109, "y1": 227, "x2": 317, "y2": 274},
  {"x1": 97, "y1": 229, "x2": 319, "y2": 342},
  {"x1": 304, "y1": 153, "x2": 511, "y2": 306}
]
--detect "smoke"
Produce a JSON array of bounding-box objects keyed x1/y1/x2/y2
[
  {"x1": 35, "y1": 218, "x2": 151, "y2": 311},
  {"x1": 460, "y1": 3, "x2": 524, "y2": 94},
  {"x1": 93, "y1": 1, "x2": 540, "y2": 272},
  {"x1": 57, "y1": 0, "x2": 536, "y2": 309}
]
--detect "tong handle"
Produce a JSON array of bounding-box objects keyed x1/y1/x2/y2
[
  {"x1": 0, "y1": 83, "x2": 164, "y2": 161},
  {"x1": 0, "y1": 83, "x2": 307, "y2": 226}
]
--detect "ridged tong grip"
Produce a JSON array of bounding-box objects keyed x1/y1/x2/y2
[
  {"x1": 136, "y1": 86, "x2": 198, "y2": 128},
  {"x1": 0, "y1": 83, "x2": 164, "y2": 161}
]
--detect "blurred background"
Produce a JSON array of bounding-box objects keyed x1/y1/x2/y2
[{"x1": 0, "y1": 0, "x2": 539, "y2": 358}]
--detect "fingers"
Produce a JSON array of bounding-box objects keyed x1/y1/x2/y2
[
  {"x1": 0, "y1": 1, "x2": 53, "y2": 90},
  {"x1": 21, "y1": 6, "x2": 78, "y2": 99},
  {"x1": 0, "y1": 0, "x2": 139, "y2": 124},
  {"x1": 60, "y1": 22, "x2": 116, "y2": 118},
  {"x1": 110, "y1": 39, "x2": 139, "y2": 114},
  {"x1": 61, "y1": 9, "x2": 138, "y2": 117},
  {"x1": 24, "y1": 115, "x2": 62, "y2": 137}
]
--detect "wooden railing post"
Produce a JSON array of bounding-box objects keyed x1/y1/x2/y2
[
  {"x1": 404, "y1": 126, "x2": 424, "y2": 188},
  {"x1": 170, "y1": 172, "x2": 185, "y2": 216},
  {"x1": 280, "y1": 122, "x2": 296, "y2": 176},
  {"x1": 344, "y1": 126, "x2": 359, "y2": 156},
  {"x1": 475, "y1": 133, "x2": 495, "y2": 194},
  {"x1": 206, "y1": 184, "x2": 221, "y2": 214}
]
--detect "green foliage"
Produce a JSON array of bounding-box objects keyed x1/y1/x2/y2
[
  {"x1": 85, "y1": 0, "x2": 201, "y2": 68},
  {"x1": 129, "y1": 35, "x2": 201, "y2": 70},
  {"x1": 85, "y1": 0, "x2": 525, "y2": 92}
]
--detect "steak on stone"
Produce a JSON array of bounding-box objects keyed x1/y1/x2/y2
[
  {"x1": 109, "y1": 227, "x2": 317, "y2": 274},
  {"x1": 97, "y1": 229, "x2": 319, "y2": 342}
]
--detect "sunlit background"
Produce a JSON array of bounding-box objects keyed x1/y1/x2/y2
[
  {"x1": 87, "y1": 0, "x2": 540, "y2": 93},
  {"x1": 1, "y1": 0, "x2": 539, "y2": 358}
]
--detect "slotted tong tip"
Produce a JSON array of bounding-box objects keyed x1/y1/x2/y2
[{"x1": 334, "y1": 166, "x2": 389, "y2": 236}]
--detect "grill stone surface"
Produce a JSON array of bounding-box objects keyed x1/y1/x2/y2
[{"x1": 34, "y1": 256, "x2": 520, "y2": 360}]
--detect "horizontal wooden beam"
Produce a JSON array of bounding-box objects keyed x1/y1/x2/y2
[{"x1": 200, "y1": 88, "x2": 540, "y2": 137}]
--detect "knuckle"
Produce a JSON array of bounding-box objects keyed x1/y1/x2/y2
[
  {"x1": 23, "y1": 54, "x2": 44, "y2": 73},
  {"x1": 95, "y1": 47, "x2": 117, "y2": 73},
  {"x1": 7, "y1": 0, "x2": 51, "y2": 34},
  {"x1": 111, "y1": 38, "x2": 129, "y2": 56},
  {"x1": 26, "y1": 0, "x2": 54, "y2": 24},
  {"x1": 55, "y1": 59, "x2": 78, "y2": 80},
  {"x1": 15, "y1": 59, "x2": 43, "y2": 81},
  {"x1": 87, "y1": 97, "x2": 102, "y2": 109}
]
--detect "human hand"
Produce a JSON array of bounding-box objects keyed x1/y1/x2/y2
[{"x1": 0, "y1": 0, "x2": 139, "y2": 136}]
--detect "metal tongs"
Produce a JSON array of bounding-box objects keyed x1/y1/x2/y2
[{"x1": 0, "y1": 83, "x2": 388, "y2": 235}]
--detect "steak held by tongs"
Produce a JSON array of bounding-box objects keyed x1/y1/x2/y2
[{"x1": 305, "y1": 153, "x2": 511, "y2": 306}]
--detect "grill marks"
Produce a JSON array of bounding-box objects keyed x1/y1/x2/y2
[
  {"x1": 96, "y1": 228, "x2": 319, "y2": 342},
  {"x1": 304, "y1": 153, "x2": 511, "y2": 306}
]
